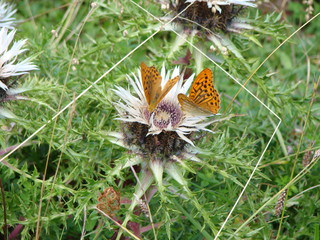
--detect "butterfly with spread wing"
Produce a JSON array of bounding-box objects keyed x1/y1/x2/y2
[{"x1": 178, "y1": 68, "x2": 220, "y2": 116}]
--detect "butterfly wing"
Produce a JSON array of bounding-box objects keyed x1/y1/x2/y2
[
  {"x1": 188, "y1": 68, "x2": 220, "y2": 114},
  {"x1": 141, "y1": 62, "x2": 162, "y2": 107},
  {"x1": 141, "y1": 62, "x2": 179, "y2": 112},
  {"x1": 178, "y1": 93, "x2": 213, "y2": 117},
  {"x1": 156, "y1": 75, "x2": 179, "y2": 105}
]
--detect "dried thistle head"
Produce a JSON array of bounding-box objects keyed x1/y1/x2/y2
[
  {"x1": 97, "y1": 187, "x2": 120, "y2": 217},
  {"x1": 302, "y1": 150, "x2": 313, "y2": 167}
]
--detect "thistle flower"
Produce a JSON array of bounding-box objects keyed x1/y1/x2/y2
[
  {"x1": 113, "y1": 63, "x2": 219, "y2": 150},
  {"x1": 110, "y1": 62, "x2": 225, "y2": 197},
  {"x1": 0, "y1": 28, "x2": 37, "y2": 117},
  {"x1": 109, "y1": 63, "x2": 230, "y2": 236},
  {"x1": 163, "y1": 0, "x2": 256, "y2": 32},
  {"x1": 157, "y1": 0, "x2": 266, "y2": 67},
  {"x1": 0, "y1": 0, "x2": 16, "y2": 29}
]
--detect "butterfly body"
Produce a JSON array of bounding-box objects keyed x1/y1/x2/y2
[
  {"x1": 141, "y1": 62, "x2": 179, "y2": 112},
  {"x1": 178, "y1": 68, "x2": 220, "y2": 116}
]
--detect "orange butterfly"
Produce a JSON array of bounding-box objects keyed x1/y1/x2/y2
[
  {"x1": 141, "y1": 62, "x2": 179, "y2": 112},
  {"x1": 178, "y1": 68, "x2": 220, "y2": 116}
]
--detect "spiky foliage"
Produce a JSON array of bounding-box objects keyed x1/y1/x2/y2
[{"x1": 0, "y1": 0, "x2": 319, "y2": 239}]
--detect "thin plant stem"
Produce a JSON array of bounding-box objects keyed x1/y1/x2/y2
[
  {"x1": 80, "y1": 206, "x2": 87, "y2": 240},
  {"x1": 0, "y1": 179, "x2": 8, "y2": 240}
]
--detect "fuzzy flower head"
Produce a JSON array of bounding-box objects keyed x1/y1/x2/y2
[
  {"x1": 0, "y1": 28, "x2": 37, "y2": 116},
  {"x1": 112, "y1": 63, "x2": 221, "y2": 165},
  {"x1": 0, "y1": 0, "x2": 16, "y2": 28}
]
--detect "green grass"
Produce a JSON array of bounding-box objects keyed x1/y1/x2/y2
[{"x1": 1, "y1": 0, "x2": 320, "y2": 239}]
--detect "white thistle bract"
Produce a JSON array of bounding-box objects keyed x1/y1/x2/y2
[
  {"x1": 0, "y1": 0, "x2": 16, "y2": 29},
  {"x1": 0, "y1": 28, "x2": 37, "y2": 118},
  {"x1": 0, "y1": 28, "x2": 37, "y2": 86}
]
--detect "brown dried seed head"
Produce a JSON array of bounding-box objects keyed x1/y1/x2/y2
[
  {"x1": 275, "y1": 189, "x2": 288, "y2": 217},
  {"x1": 302, "y1": 150, "x2": 313, "y2": 167},
  {"x1": 96, "y1": 187, "x2": 120, "y2": 217}
]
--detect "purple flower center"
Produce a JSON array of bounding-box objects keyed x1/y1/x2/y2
[{"x1": 152, "y1": 100, "x2": 182, "y2": 129}]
